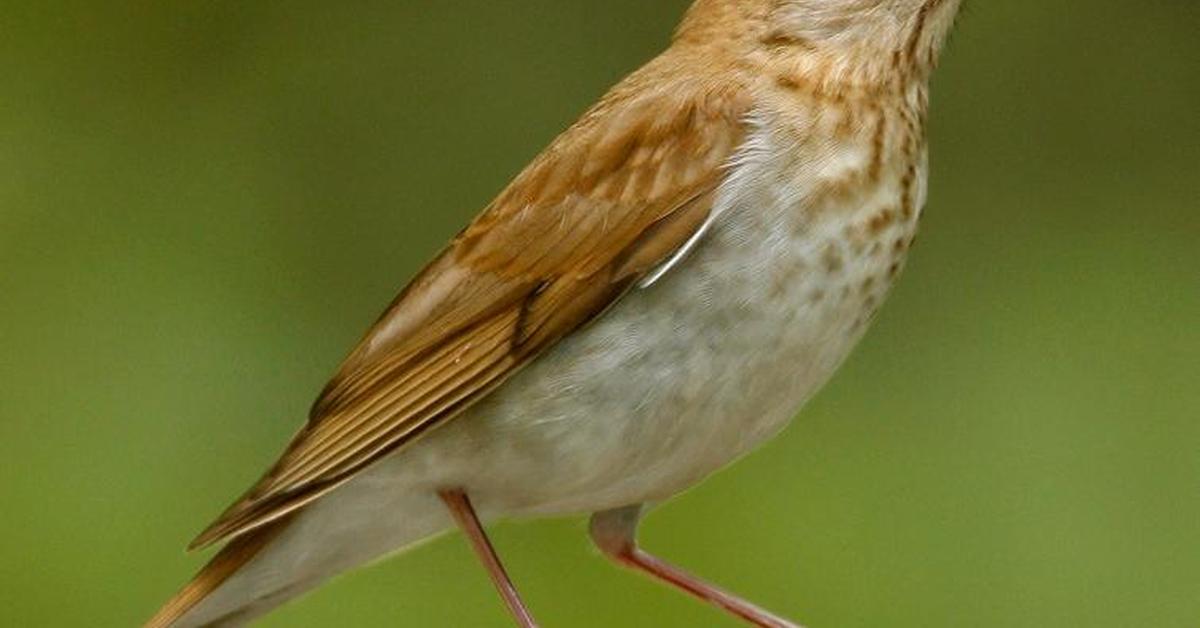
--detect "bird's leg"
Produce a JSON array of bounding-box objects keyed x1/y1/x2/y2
[
  {"x1": 589, "y1": 505, "x2": 803, "y2": 628},
  {"x1": 438, "y1": 489, "x2": 538, "y2": 628}
]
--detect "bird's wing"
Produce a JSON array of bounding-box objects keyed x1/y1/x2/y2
[{"x1": 189, "y1": 67, "x2": 751, "y2": 549}]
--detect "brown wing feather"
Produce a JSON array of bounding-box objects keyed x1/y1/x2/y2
[{"x1": 189, "y1": 55, "x2": 750, "y2": 551}]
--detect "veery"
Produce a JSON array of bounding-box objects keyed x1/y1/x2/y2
[{"x1": 149, "y1": 1, "x2": 964, "y2": 626}]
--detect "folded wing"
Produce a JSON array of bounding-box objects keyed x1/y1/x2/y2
[{"x1": 190, "y1": 66, "x2": 750, "y2": 550}]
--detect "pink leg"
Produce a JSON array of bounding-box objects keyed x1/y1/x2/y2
[
  {"x1": 589, "y1": 505, "x2": 803, "y2": 628},
  {"x1": 439, "y1": 489, "x2": 538, "y2": 628}
]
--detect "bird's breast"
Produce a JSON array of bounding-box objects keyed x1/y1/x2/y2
[
  {"x1": 633, "y1": 104, "x2": 926, "y2": 461},
  {"x1": 434, "y1": 103, "x2": 929, "y2": 514}
]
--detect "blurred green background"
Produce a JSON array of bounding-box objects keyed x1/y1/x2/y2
[{"x1": 2, "y1": 1, "x2": 1197, "y2": 626}]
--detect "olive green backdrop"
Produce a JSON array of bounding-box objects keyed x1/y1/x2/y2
[{"x1": 2, "y1": 2, "x2": 1197, "y2": 626}]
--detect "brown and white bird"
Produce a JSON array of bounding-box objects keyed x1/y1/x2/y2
[{"x1": 148, "y1": 1, "x2": 963, "y2": 626}]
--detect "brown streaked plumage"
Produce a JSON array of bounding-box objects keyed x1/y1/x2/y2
[{"x1": 151, "y1": 1, "x2": 964, "y2": 626}]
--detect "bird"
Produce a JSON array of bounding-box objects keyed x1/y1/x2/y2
[{"x1": 147, "y1": 1, "x2": 964, "y2": 626}]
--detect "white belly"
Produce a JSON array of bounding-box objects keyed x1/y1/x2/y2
[{"x1": 382, "y1": 116, "x2": 926, "y2": 517}]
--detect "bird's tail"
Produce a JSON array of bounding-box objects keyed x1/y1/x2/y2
[
  {"x1": 145, "y1": 518, "x2": 293, "y2": 628},
  {"x1": 145, "y1": 478, "x2": 455, "y2": 627}
]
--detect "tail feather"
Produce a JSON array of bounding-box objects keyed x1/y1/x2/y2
[
  {"x1": 146, "y1": 518, "x2": 292, "y2": 628},
  {"x1": 147, "y1": 460, "x2": 455, "y2": 626}
]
